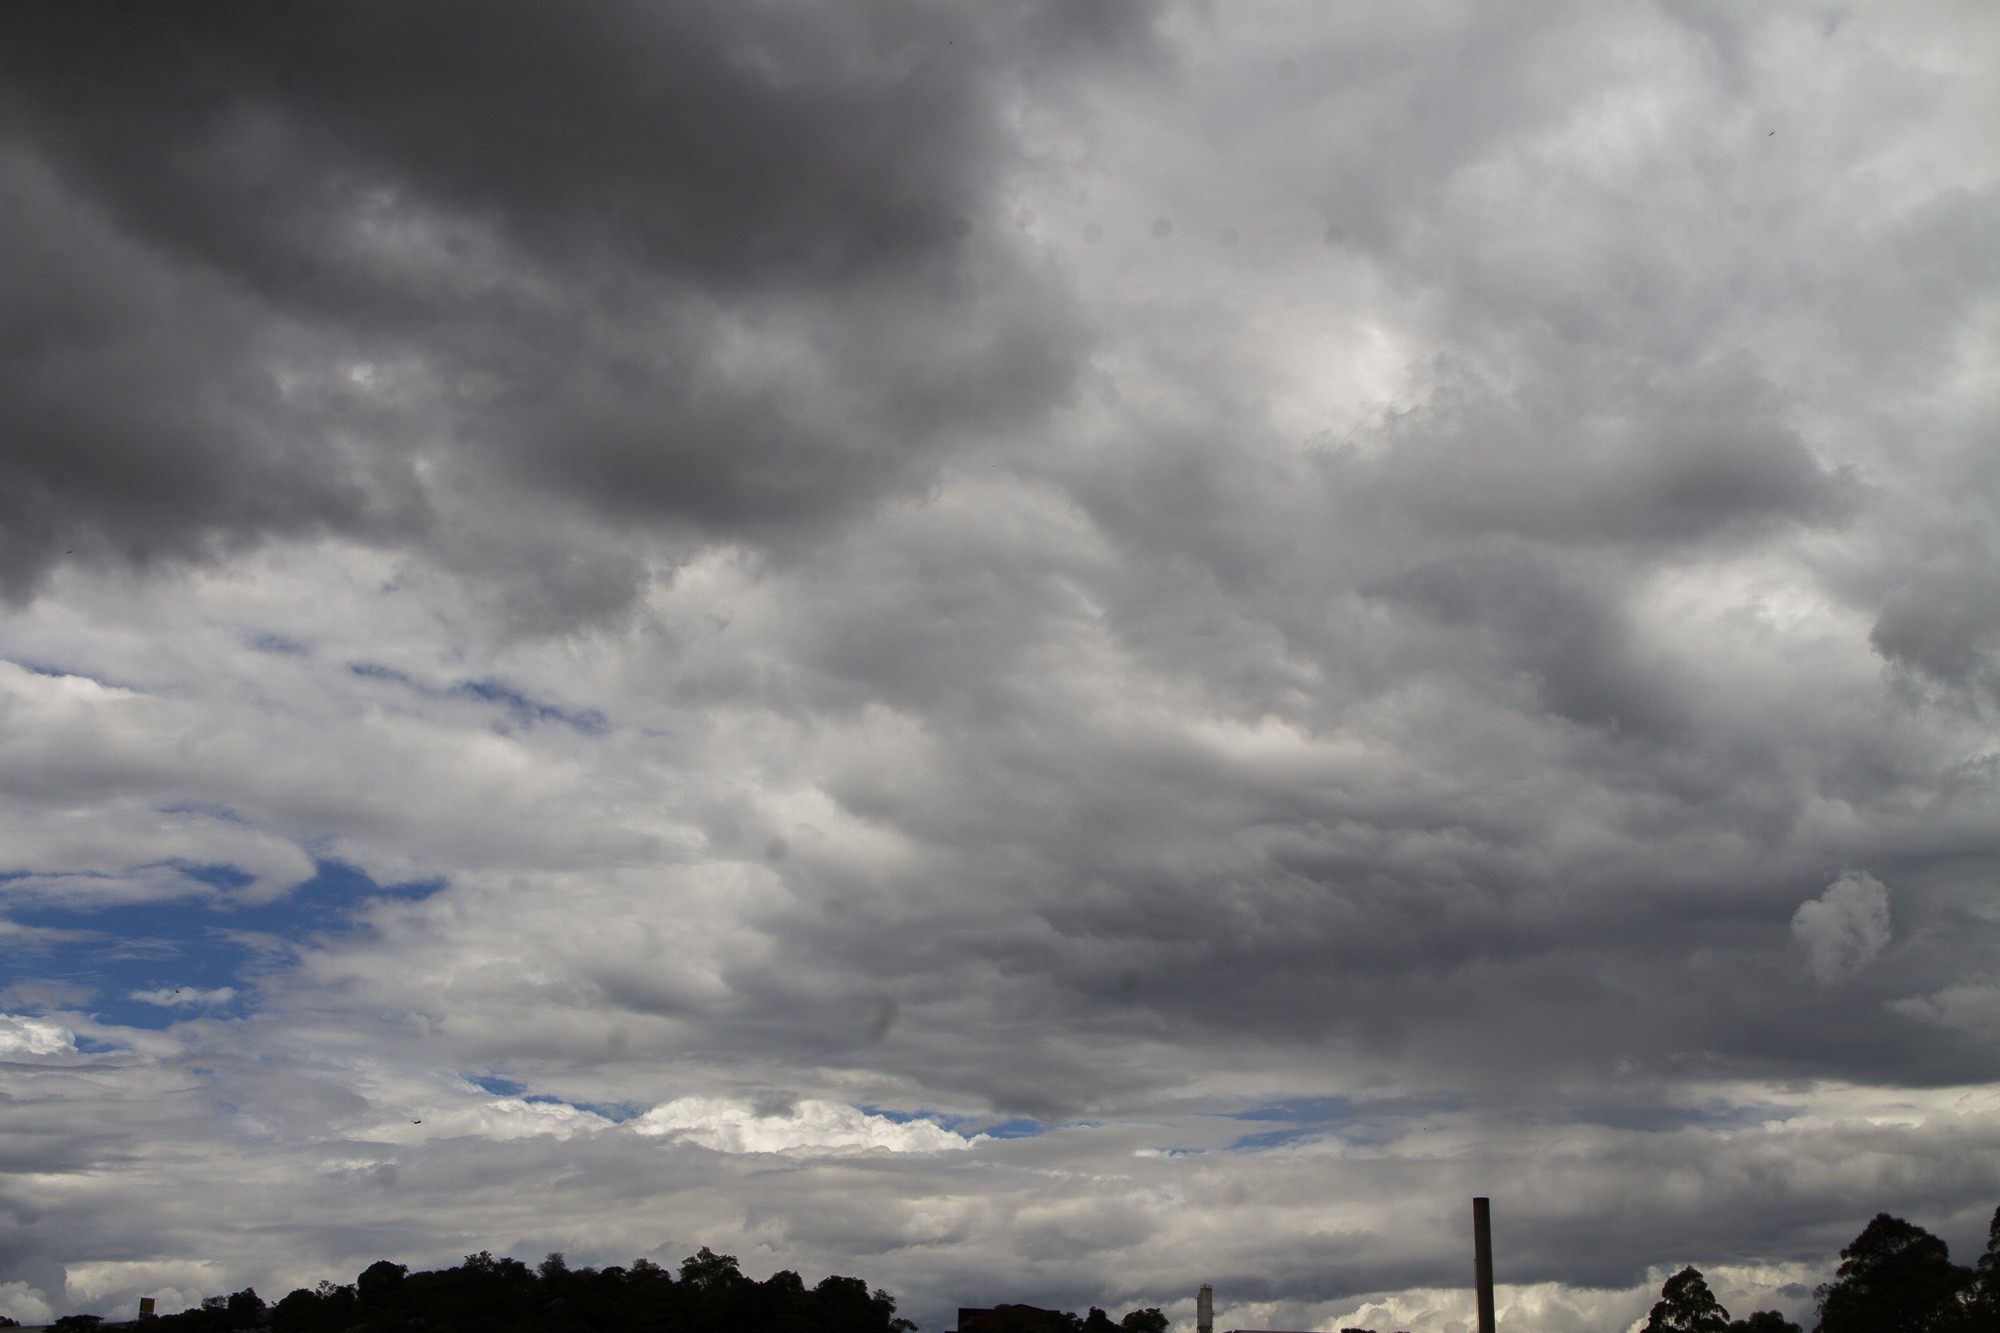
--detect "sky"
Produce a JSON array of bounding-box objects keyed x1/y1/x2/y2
[{"x1": 0, "y1": 2, "x2": 1995, "y2": 1330}]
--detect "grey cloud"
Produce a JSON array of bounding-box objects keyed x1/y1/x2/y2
[
  {"x1": 3, "y1": 2, "x2": 1123, "y2": 293},
  {"x1": 0, "y1": 1, "x2": 1150, "y2": 610},
  {"x1": 1871, "y1": 558, "x2": 2000, "y2": 695},
  {"x1": 1, "y1": 1, "x2": 1997, "y2": 1325},
  {"x1": 1373, "y1": 548, "x2": 1684, "y2": 737},
  {"x1": 0, "y1": 144, "x2": 431, "y2": 597},
  {"x1": 1344, "y1": 363, "x2": 1854, "y2": 549},
  {"x1": 1791, "y1": 871, "x2": 1891, "y2": 985}
]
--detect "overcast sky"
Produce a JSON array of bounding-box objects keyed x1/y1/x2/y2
[{"x1": 1, "y1": 3, "x2": 1996, "y2": 1330}]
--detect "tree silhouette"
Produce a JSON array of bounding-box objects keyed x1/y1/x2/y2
[
  {"x1": 1646, "y1": 1267, "x2": 1733, "y2": 1333},
  {"x1": 223, "y1": 1246, "x2": 924, "y2": 1333},
  {"x1": 224, "y1": 1290, "x2": 264, "y2": 1326},
  {"x1": 981, "y1": 1305, "x2": 1083, "y2": 1333},
  {"x1": 1812, "y1": 1213, "x2": 1972, "y2": 1333},
  {"x1": 357, "y1": 1260, "x2": 407, "y2": 1309},
  {"x1": 1969, "y1": 1205, "x2": 2000, "y2": 1326},
  {"x1": 963, "y1": 1303, "x2": 1166, "y2": 1333},
  {"x1": 678, "y1": 1247, "x2": 746, "y2": 1292}
]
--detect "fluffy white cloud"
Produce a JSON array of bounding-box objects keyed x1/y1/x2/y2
[
  {"x1": 0, "y1": 1013, "x2": 71, "y2": 1055},
  {"x1": 434, "y1": 1097, "x2": 618, "y2": 1143},
  {"x1": 130, "y1": 987, "x2": 237, "y2": 1008},
  {"x1": 1792, "y1": 872, "x2": 1893, "y2": 985},
  {"x1": 632, "y1": 1099, "x2": 978, "y2": 1156},
  {"x1": 0, "y1": 1281, "x2": 55, "y2": 1326}
]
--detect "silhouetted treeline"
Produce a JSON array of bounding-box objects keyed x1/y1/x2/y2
[
  {"x1": 957, "y1": 1303, "x2": 1167, "y2": 1333},
  {"x1": 1643, "y1": 1204, "x2": 2000, "y2": 1333},
  {"x1": 141, "y1": 1247, "x2": 914, "y2": 1333},
  {"x1": 68, "y1": 1202, "x2": 2000, "y2": 1332}
]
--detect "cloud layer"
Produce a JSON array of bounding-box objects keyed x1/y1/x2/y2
[
  {"x1": 1792, "y1": 872, "x2": 1893, "y2": 985},
  {"x1": 1, "y1": 2, "x2": 1996, "y2": 1331}
]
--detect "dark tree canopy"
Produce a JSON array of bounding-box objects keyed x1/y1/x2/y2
[
  {"x1": 1970, "y1": 1205, "x2": 2000, "y2": 1326},
  {"x1": 979, "y1": 1307, "x2": 1082, "y2": 1333},
  {"x1": 1813, "y1": 1213, "x2": 1973, "y2": 1333},
  {"x1": 968, "y1": 1304, "x2": 1168, "y2": 1333},
  {"x1": 1646, "y1": 1267, "x2": 1733, "y2": 1333},
  {"x1": 1643, "y1": 1263, "x2": 1805, "y2": 1333},
  {"x1": 143, "y1": 1247, "x2": 918, "y2": 1333}
]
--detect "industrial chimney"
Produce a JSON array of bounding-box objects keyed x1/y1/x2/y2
[
  {"x1": 1472, "y1": 1197, "x2": 1496, "y2": 1333},
  {"x1": 1197, "y1": 1283, "x2": 1213, "y2": 1333}
]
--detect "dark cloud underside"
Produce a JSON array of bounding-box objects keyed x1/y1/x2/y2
[{"x1": 0, "y1": 0, "x2": 1148, "y2": 604}]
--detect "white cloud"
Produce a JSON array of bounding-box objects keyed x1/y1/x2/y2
[
  {"x1": 1791, "y1": 872, "x2": 1893, "y2": 984},
  {"x1": 632, "y1": 1098, "x2": 979, "y2": 1156},
  {"x1": 62, "y1": 1262, "x2": 225, "y2": 1323},
  {"x1": 0, "y1": 1013, "x2": 72, "y2": 1055},
  {"x1": 400, "y1": 1096, "x2": 616, "y2": 1143},
  {"x1": 0, "y1": 1282, "x2": 55, "y2": 1326},
  {"x1": 131, "y1": 987, "x2": 237, "y2": 1008}
]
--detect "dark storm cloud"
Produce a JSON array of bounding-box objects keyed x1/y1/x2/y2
[
  {"x1": 0, "y1": 143, "x2": 429, "y2": 591},
  {"x1": 1872, "y1": 558, "x2": 2000, "y2": 697},
  {"x1": 0, "y1": 0, "x2": 1149, "y2": 604},
  {"x1": 637, "y1": 238, "x2": 1988, "y2": 1111},
  {"x1": 1345, "y1": 363, "x2": 1854, "y2": 549}
]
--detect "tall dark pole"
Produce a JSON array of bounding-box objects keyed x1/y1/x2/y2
[{"x1": 1472, "y1": 1196, "x2": 1496, "y2": 1333}]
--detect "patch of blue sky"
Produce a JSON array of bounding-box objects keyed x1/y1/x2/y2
[
  {"x1": 450, "y1": 678, "x2": 607, "y2": 734},
  {"x1": 1227, "y1": 1124, "x2": 1326, "y2": 1151},
  {"x1": 348, "y1": 661, "x2": 417, "y2": 685},
  {"x1": 857, "y1": 1105, "x2": 980, "y2": 1131},
  {"x1": 7, "y1": 657, "x2": 137, "y2": 690},
  {"x1": 347, "y1": 661, "x2": 607, "y2": 734},
  {"x1": 17, "y1": 659, "x2": 77, "y2": 677},
  {"x1": 977, "y1": 1117, "x2": 1045, "y2": 1139},
  {"x1": 167, "y1": 862, "x2": 256, "y2": 891},
  {"x1": 465, "y1": 1075, "x2": 638, "y2": 1122},
  {"x1": 1, "y1": 858, "x2": 446, "y2": 1032},
  {"x1": 153, "y1": 801, "x2": 252, "y2": 825},
  {"x1": 1222, "y1": 1096, "x2": 1355, "y2": 1124},
  {"x1": 1213, "y1": 1095, "x2": 1448, "y2": 1153},
  {"x1": 855, "y1": 1107, "x2": 1046, "y2": 1139}
]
